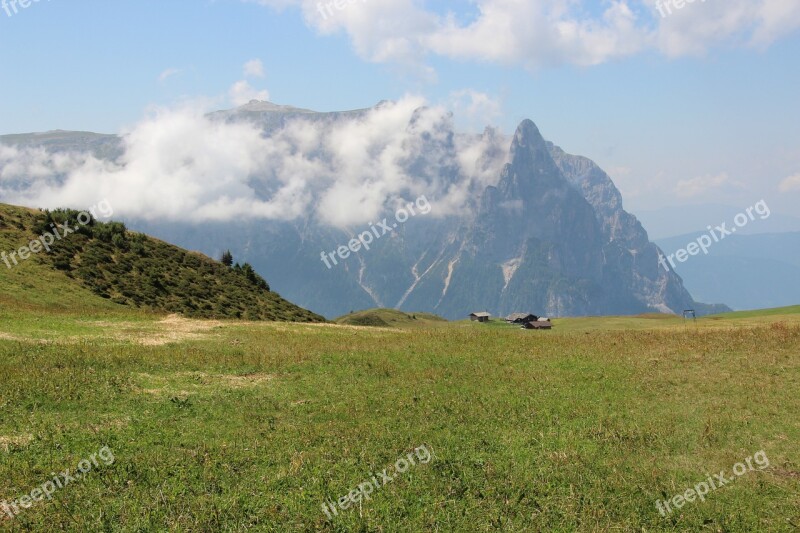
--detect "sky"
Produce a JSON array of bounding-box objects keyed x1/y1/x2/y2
[{"x1": 0, "y1": 0, "x2": 799, "y2": 217}]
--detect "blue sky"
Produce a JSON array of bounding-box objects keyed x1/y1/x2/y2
[{"x1": 1, "y1": 0, "x2": 799, "y2": 216}]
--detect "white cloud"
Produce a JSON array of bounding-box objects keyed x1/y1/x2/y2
[
  {"x1": 654, "y1": 0, "x2": 800, "y2": 57},
  {"x1": 0, "y1": 96, "x2": 510, "y2": 227},
  {"x1": 246, "y1": 0, "x2": 800, "y2": 69},
  {"x1": 228, "y1": 60, "x2": 270, "y2": 105},
  {"x1": 779, "y1": 173, "x2": 800, "y2": 192},
  {"x1": 229, "y1": 80, "x2": 271, "y2": 106},
  {"x1": 1, "y1": 108, "x2": 300, "y2": 222},
  {"x1": 447, "y1": 90, "x2": 502, "y2": 133},
  {"x1": 244, "y1": 59, "x2": 266, "y2": 78},
  {"x1": 675, "y1": 172, "x2": 735, "y2": 198},
  {"x1": 158, "y1": 68, "x2": 181, "y2": 82}
]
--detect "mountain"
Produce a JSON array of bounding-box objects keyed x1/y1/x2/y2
[
  {"x1": 0, "y1": 130, "x2": 122, "y2": 160},
  {"x1": 655, "y1": 231, "x2": 800, "y2": 310},
  {"x1": 386, "y1": 120, "x2": 702, "y2": 318},
  {"x1": 208, "y1": 99, "x2": 370, "y2": 126},
  {"x1": 0, "y1": 203, "x2": 325, "y2": 322},
  {"x1": 0, "y1": 101, "x2": 729, "y2": 319}
]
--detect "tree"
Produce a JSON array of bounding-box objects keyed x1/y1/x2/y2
[
  {"x1": 221, "y1": 250, "x2": 233, "y2": 267},
  {"x1": 240, "y1": 263, "x2": 270, "y2": 292}
]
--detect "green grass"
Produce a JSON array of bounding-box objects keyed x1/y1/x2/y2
[
  {"x1": 334, "y1": 308, "x2": 447, "y2": 328},
  {"x1": 705, "y1": 305, "x2": 800, "y2": 319},
  {"x1": 1, "y1": 304, "x2": 799, "y2": 531}
]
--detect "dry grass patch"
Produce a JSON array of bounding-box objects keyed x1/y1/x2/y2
[
  {"x1": 135, "y1": 371, "x2": 275, "y2": 397},
  {"x1": 0, "y1": 433, "x2": 33, "y2": 452},
  {"x1": 85, "y1": 314, "x2": 226, "y2": 345}
]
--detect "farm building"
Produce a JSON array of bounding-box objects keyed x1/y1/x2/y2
[
  {"x1": 469, "y1": 312, "x2": 491, "y2": 322},
  {"x1": 506, "y1": 313, "x2": 539, "y2": 324},
  {"x1": 522, "y1": 319, "x2": 552, "y2": 330}
]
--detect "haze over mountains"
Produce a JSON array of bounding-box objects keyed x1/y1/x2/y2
[
  {"x1": 655, "y1": 231, "x2": 800, "y2": 311},
  {"x1": 0, "y1": 100, "x2": 733, "y2": 319},
  {"x1": 638, "y1": 204, "x2": 800, "y2": 240},
  {"x1": 636, "y1": 204, "x2": 800, "y2": 311}
]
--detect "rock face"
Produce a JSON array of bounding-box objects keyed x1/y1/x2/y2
[
  {"x1": 547, "y1": 142, "x2": 701, "y2": 315},
  {"x1": 405, "y1": 120, "x2": 608, "y2": 318},
  {"x1": 1, "y1": 102, "x2": 728, "y2": 319}
]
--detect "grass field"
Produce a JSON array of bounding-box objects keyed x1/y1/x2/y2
[{"x1": 1, "y1": 305, "x2": 799, "y2": 531}]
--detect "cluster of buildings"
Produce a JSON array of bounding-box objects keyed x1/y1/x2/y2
[{"x1": 468, "y1": 312, "x2": 553, "y2": 330}]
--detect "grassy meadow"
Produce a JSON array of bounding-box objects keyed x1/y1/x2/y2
[{"x1": 1, "y1": 302, "x2": 799, "y2": 531}]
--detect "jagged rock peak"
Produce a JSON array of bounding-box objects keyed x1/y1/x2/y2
[{"x1": 512, "y1": 119, "x2": 547, "y2": 151}]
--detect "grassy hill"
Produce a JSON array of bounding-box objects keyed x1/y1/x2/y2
[
  {"x1": 335, "y1": 308, "x2": 447, "y2": 328},
  {"x1": 0, "y1": 203, "x2": 324, "y2": 322}
]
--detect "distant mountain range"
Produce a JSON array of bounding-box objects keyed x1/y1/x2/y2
[
  {"x1": 656, "y1": 231, "x2": 800, "y2": 311},
  {"x1": 0, "y1": 101, "x2": 730, "y2": 319},
  {"x1": 636, "y1": 204, "x2": 800, "y2": 240}
]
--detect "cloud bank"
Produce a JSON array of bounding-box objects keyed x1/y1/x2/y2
[{"x1": 0, "y1": 97, "x2": 509, "y2": 227}]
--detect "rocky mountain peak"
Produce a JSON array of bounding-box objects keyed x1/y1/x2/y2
[{"x1": 512, "y1": 119, "x2": 546, "y2": 150}]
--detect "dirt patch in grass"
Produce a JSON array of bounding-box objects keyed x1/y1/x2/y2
[
  {"x1": 0, "y1": 332, "x2": 44, "y2": 343},
  {"x1": 0, "y1": 433, "x2": 33, "y2": 452},
  {"x1": 220, "y1": 373, "x2": 274, "y2": 387},
  {"x1": 135, "y1": 371, "x2": 274, "y2": 396},
  {"x1": 772, "y1": 468, "x2": 800, "y2": 480},
  {"x1": 306, "y1": 322, "x2": 395, "y2": 331},
  {"x1": 87, "y1": 314, "x2": 225, "y2": 346},
  {"x1": 89, "y1": 417, "x2": 131, "y2": 433},
  {"x1": 634, "y1": 313, "x2": 678, "y2": 320},
  {"x1": 136, "y1": 315, "x2": 224, "y2": 345}
]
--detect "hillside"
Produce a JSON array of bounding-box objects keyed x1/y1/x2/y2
[
  {"x1": 335, "y1": 308, "x2": 447, "y2": 327},
  {"x1": 0, "y1": 203, "x2": 324, "y2": 322}
]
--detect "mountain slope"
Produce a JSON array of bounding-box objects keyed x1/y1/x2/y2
[
  {"x1": 548, "y1": 142, "x2": 705, "y2": 315},
  {"x1": 0, "y1": 203, "x2": 324, "y2": 322}
]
